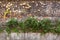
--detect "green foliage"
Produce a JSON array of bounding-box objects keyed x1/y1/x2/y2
[
  {"x1": 39, "y1": 19, "x2": 52, "y2": 33},
  {"x1": 6, "y1": 18, "x2": 19, "y2": 33},
  {"x1": 0, "y1": 28, "x2": 4, "y2": 33},
  {"x1": 55, "y1": 20, "x2": 60, "y2": 33},
  {"x1": 18, "y1": 21, "x2": 25, "y2": 32},
  {"x1": 5, "y1": 27, "x2": 11, "y2": 34},
  {"x1": 6, "y1": 18, "x2": 18, "y2": 28},
  {"x1": 1, "y1": 17, "x2": 60, "y2": 34},
  {"x1": 24, "y1": 17, "x2": 39, "y2": 32},
  {"x1": 55, "y1": 27, "x2": 60, "y2": 34},
  {"x1": 12, "y1": 27, "x2": 19, "y2": 33}
]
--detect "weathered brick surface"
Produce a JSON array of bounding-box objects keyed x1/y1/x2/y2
[
  {"x1": 0, "y1": 1, "x2": 60, "y2": 40},
  {"x1": 0, "y1": 1, "x2": 59, "y2": 17},
  {"x1": 0, "y1": 1, "x2": 60, "y2": 23}
]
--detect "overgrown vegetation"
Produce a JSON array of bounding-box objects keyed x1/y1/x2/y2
[
  {"x1": 39, "y1": 19, "x2": 52, "y2": 33},
  {"x1": 24, "y1": 17, "x2": 39, "y2": 32},
  {"x1": 5, "y1": 18, "x2": 19, "y2": 34},
  {"x1": 54, "y1": 20, "x2": 60, "y2": 34},
  {"x1": 0, "y1": 17, "x2": 60, "y2": 34}
]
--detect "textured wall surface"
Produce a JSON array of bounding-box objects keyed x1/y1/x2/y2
[
  {"x1": 0, "y1": 33, "x2": 60, "y2": 40},
  {"x1": 0, "y1": 1, "x2": 60, "y2": 23},
  {"x1": 0, "y1": 1, "x2": 60, "y2": 40}
]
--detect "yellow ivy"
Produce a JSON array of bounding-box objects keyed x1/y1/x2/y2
[{"x1": 4, "y1": 8, "x2": 11, "y2": 19}]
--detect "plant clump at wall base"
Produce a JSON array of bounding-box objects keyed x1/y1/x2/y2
[
  {"x1": 0, "y1": 17, "x2": 60, "y2": 34},
  {"x1": 5, "y1": 18, "x2": 19, "y2": 34}
]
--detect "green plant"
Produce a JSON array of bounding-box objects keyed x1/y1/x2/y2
[
  {"x1": 5, "y1": 27, "x2": 11, "y2": 34},
  {"x1": 18, "y1": 21, "x2": 25, "y2": 32},
  {"x1": 2, "y1": 17, "x2": 60, "y2": 34},
  {"x1": 6, "y1": 18, "x2": 19, "y2": 33},
  {"x1": 6, "y1": 18, "x2": 18, "y2": 29},
  {"x1": 12, "y1": 27, "x2": 19, "y2": 33},
  {"x1": 24, "y1": 17, "x2": 39, "y2": 32},
  {"x1": 0, "y1": 27, "x2": 4, "y2": 33},
  {"x1": 55, "y1": 19, "x2": 60, "y2": 34},
  {"x1": 39, "y1": 19, "x2": 52, "y2": 33}
]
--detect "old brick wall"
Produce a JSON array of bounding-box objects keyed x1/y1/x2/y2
[{"x1": 0, "y1": 1, "x2": 60, "y2": 40}]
